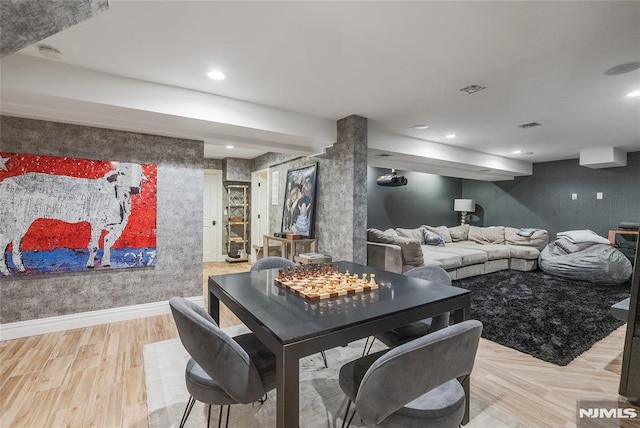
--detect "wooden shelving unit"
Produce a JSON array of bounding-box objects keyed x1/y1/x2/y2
[{"x1": 225, "y1": 184, "x2": 249, "y2": 263}]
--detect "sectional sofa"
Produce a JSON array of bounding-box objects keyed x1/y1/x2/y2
[{"x1": 367, "y1": 224, "x2": 549, "y2": 279}]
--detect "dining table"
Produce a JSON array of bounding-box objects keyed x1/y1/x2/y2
[{"x1": 208, "y1": 261, "x2": 471, "y2": 427}]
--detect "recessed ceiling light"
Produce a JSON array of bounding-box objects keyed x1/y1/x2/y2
[
  {"x1": 445, "y1": 134, "x2": 456, "y2": 139},
  {"x1": 413, "y1": 124, "x2": 429, "y2": 130},
  {"x1": 627, "y1": 90, "x2": 640, "y2": 98},
  {"x1": 37, "y1": 44, "x2": 62, "y2": 59},
  {"x1": 226, "y1": 145, "x2": 234, "y2": 149},
  {"x1": 512, "y1": 150, "x2": 522, "y2": 154},
  {"x1": 206, "y1": 69, "x2": 226, "y2": 80},
  {"x1": 513, "y1": 151, "x2": 534, "y2": 155},
  {"x1": 604, "y1": 62, "x2": 640, "y2": 76}
]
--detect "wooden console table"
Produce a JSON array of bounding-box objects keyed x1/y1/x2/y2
[
  {"x1": 608, "y1": 229, "x2": 639, "y2": 246},
  {"x1": 263, "y1": 235, "x2": 317, "y2": 261}
]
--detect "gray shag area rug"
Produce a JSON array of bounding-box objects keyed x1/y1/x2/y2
[
  {"x1": 143, "y1": 325, "x2": 388, "y2": 427},
  {"x1": 453, "y1": 269, "x2": 631, "y2": 366}
]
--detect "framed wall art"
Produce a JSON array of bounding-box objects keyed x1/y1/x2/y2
[
  {"x1": 0, "y1": 152, "x2": 157, "y2": 276},
  {"x1": 280, "y1": 163, "x2": 317, "y2": 238}
]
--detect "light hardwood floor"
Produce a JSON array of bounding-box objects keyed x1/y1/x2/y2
[{"x1": 0, "y1": 262, "x2": 635, "y2": 427}]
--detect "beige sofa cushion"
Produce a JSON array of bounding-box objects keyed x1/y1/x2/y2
[
  {"x1": 448, "y1": 224, "x2": 470, "y2": 242},
  {"x1": 383, "y1": 228, "x2": 399, "y2": 237},
  {"x1": 421, "y1": 247, "x2": 463, "y2": 270},
  {"x1": 431, "y1": 246, "x2": 488, "y2": 265},
  {"x1": 448, "y1": 242, "x2": 511, "y2": 260},
  {"x1": 367, "y1": 228, "x2": 424, "y2": 266},
  {"x1": 422, "y1": 225, "x2": 452, "y2": 243},
  {"x1": 396, "y1": 227, "x2": 425, "y2": 243},
  {"x1": 468, "y1": 226, "x2": 505, "y2": 244},
  {"x1": 503, "y1": 244, "x2": 540, "y2": 260},
  {"x1": 504, "y1": 227, "x2": 549, "y2": 250}
]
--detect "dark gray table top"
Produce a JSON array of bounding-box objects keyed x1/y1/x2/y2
[{"x1": 209, "y1": 261, "x2": 469, "y2": 344}]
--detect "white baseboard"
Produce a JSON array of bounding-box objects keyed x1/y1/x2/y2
[{"x1": 0, "y1": 296, "x2": 205, "y2": 341}]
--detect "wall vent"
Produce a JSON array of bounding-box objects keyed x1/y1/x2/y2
[
  {"x1": 459, "y1": 85, "x2": 486, "y2": 94},
  {"x1": 518, "y1": 122, "x2": 542, "y2": 129}
]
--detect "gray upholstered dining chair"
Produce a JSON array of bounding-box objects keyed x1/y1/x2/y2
[
  {"x1": 169, "y1": 297, "x2": 277, "y2": 428},
  {"x1": 249, "y1": 256, "x2": 296, "y2": 272},
  {"x1": 340, "y1": 320, "x2": 483, "y2": 428},
  {"x1": 250, "y1": 256, "x2": 328, "y2": 367},
  {"x1": 362, "y1": 265, "x2": 453, "y2": 355}
]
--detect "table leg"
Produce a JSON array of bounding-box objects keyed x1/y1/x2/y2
[
  {"x1": 276, "y1": 348, "x2": 299, "y2": 428},
  {"x1": 209, "y1": 290, "x2": 220, "y2": 324}
]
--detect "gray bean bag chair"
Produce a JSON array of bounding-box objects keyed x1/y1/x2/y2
[{"x1": 539, "y1": 239, "x2": 632, "y2": 284}]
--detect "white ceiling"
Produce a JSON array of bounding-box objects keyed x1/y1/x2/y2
[{"x1": 2, "y1": 1, "x2": 639, "y2": 180}]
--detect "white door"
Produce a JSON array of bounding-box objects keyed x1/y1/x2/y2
[
  {"x1": 203, "y1": 170, "x2": 222, "y2": 262},
  {"x1": 251, "y1": 169, "x2": 270, "y2": 262}
]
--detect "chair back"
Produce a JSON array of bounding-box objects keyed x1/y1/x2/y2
[
  {"x1": 169, "y1": 297, "x2": 266, "y2": 403},
  {"x1": 355, "y1": 320, "x2": 482, "y2": 425},
  {"x1": 405, "y1": 265, "x2": 452, "y2": 332},
  {"x1": 250, "y1": 256, "x2": 296, "y2": 272},
  {"x1": 404, "y1": 265, "x2": 452, "y2": 285}
]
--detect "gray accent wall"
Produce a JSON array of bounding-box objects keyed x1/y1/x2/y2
[
  {"x1": 1, "y1": 0, "x2": 109, "y2": 57},
  {"x1": 462, "y1": 152, "x2": 640, "y2": 239},
  {"x1": 367, "y1": 167, "x2": 462, "y2": 229},
  {"x1": 0, "y1": 116, "x2": 204, "y2": 324}
]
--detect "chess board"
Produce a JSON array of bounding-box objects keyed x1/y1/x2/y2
[{"x1": 274, "y1": 265, "x2": 379, "y2": 301}]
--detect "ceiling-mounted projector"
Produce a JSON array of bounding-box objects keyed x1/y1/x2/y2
[{"x1": 376, "y1": 169, "x2": 407, "y2": 187}]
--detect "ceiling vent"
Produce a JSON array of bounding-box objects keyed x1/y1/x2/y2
[
  {"x1": 375, "y1": 153, "x2": 393, "y2": 157},
  {"x1": 518, "y1": 122, "x2": 542, "y2": 129},
  {"x1": 580, "y1": 147, "x2": 627, "y2": 169},
  {"x1": 459, "y1": 85, "x2": 486, "y2": 94}
]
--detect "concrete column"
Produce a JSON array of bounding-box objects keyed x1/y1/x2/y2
[{"x1": 316, "y1": 115, "x2": 368, "y2": 264}]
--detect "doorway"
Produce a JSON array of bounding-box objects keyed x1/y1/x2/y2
[{"x1": 251, "y1": 169, "x2": 270, "y2": 262}]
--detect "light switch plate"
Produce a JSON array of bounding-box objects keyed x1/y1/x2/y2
[
  {"x1": 597, "y1": 192, "x2": 603, "y2": 200},
  {"x1": 572, "y1": 193, "x2": 578, "y2": 200}
]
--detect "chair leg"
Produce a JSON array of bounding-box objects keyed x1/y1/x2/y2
[
  {"x1": 259, "y1": 392, "x2": 268, "y2": 404},
  {"x1": 320, "y1": 351, "x2": 328, "y2": 368},
  {"x1": 207, "y1": 404, "x2": 212, "y2": 428},
  {"x1": 179, "y1": 396, "x2": 196, "y2": 428},
  {"x1": 345, "y1": 408, "x2": 356, "y2": 428},
  {"x1": 362, "y1": 336, "x2": 375, "y2": 356},
  {"x1": 341, "y1": 400, "x2": 352, "y2": 428},
  {"x1": 224, "y1": 405, "x2": 231, "y2": 428},
  {"x1": 217, "y1": 405, "x2": 223, "y2": 428}
]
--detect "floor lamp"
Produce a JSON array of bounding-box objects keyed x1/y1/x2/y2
[{"x1": 454, "y1": 199, "x2": 476, "y2": 225}]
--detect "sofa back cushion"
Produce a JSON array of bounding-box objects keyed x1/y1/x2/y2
[
  {"x1": 448, "y1": 224, "x2": 470, "y2": 242},
  {"x1": 422, "y1": 225, "x2": 452, "y2": 243},
  {"x1": 504, "y1": 227, "x2": 549, "y2": 250},
  {"x1": 367, "y1": 228, "x2": 424, "y2": 266},
  {"x1": 468, "y1": 226, "x2": 505, "y2": 244},
  {"x1": 396, "y1": 227, "x2": 426, "y2": 244}
]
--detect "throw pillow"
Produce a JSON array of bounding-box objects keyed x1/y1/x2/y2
[
  {"x1": 422, "y1": 225, "x2": 452, "y2": 243},
  {"x1": 423, "y1": 230, "x2": 445, "y2": 246},
  {"x1": 448, "y1": 224, "x2": 470, "y2": 242},
  {"x1": 396, "y1": 227, "x2": 426, "y2": 244}
]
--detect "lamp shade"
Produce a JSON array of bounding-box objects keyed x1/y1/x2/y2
[{"x1": 454, "y1": 199, "x2": 476, "y2": 212}]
